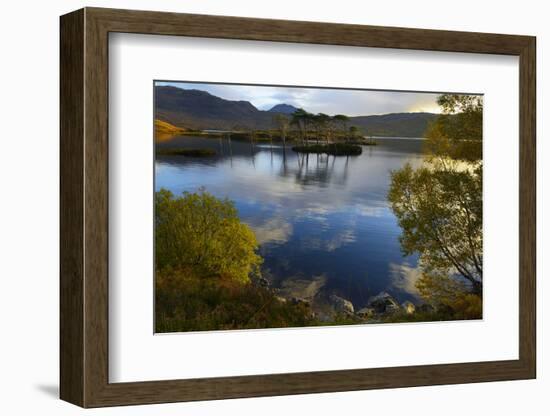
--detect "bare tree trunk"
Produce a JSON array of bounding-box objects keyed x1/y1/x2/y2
[{"x1": 228, "y1": 133, "x2": 233, "y2": 166}]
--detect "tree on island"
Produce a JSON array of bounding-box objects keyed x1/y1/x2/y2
[
  {"x1": 349, "y1": 125, "x2": 361, "y2": 140},
  {"x1": 310, "y1": 114, "x2": 324, "y2": 144},
  {"x1": 290, "y1": 108, "x2": 311, "y2": 145},
  {"x1": 273, "y1": 113, "x2": 290, "y2": 148},
  {"x1": 291, "y1": 110, "x2": 355, "y2": 144},
  {"x1": 317, "y1": 113, "x2": 334, "y2": 144},
  {"x1": 333, "y1": 114, "x2": 350, "y2": 141}
]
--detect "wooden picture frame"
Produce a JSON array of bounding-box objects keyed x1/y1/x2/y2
[{"x1": 60, "y1": 7, "x2": 536, "y2": 408}]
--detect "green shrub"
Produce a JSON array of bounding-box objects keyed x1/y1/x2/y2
[{"x1": 155, "y1": 189, "x2": 262, "y2": 283}]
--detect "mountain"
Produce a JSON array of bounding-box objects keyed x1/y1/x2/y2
[
  {"x1": 155, "y1": 86, "x2": 272, "y2": 130},
  {"x1": 155, "y1": 85, "x2": 438, "y2": 137},
  {"x1": 350, "y1": 112, "x2": 439, "y2": 138},
  {"x1": 268, "y1": 104, "x2": 299, "y2": 114}
]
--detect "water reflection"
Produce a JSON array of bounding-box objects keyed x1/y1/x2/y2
[{"x1": 156, "y1": 136, "x2": 425, "y2": 308}]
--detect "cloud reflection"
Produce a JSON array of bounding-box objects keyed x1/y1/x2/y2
[
  {"x1": 301, "y1": 228, "x2": 357, "y2": 252},
  {"x1": 246, "y1": 217, "x2": 293, "y2": 246},
  {"x1": 389, "y1": 262, "x2": 423, "y2": 300}
]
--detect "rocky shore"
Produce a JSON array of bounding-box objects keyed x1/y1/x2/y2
[{"x1": 255, "y1": 274, "x2": 434, "y2": 324}]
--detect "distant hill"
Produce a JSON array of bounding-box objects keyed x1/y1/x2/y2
[
  {"x1": 268, "y1": 104, "x2": 299, "y2": 114},
  {"x1": 155, "y1": 85, "x2": 438, "y2": 137},
  {"x1": 350, "y1": 112, "x2": 439, "y2": 138}
]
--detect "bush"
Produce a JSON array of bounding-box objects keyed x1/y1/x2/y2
[{"x1": 155, "y1": 189, "x2": 262, "y2": 283}]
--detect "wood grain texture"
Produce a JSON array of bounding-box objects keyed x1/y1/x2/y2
[
  {"x1": 89, "y1": 7, "x2": 532, "y2": 54},
  {"x1": 83, "y1": 10, "x2": 110, "y2": 406},
  {"x1": 518, "y1": 38, "x2": 537, "y2": 375},
  {"x1": 59, "y1": 8, "x2": 84, "y2": 407},
  {"x1": 59, "y1": 7, "x2": 537, "y2": 408}
]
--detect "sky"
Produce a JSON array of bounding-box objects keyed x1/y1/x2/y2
[{"x1": 156, "y1": 81, "x2": 445, "y2": 116}]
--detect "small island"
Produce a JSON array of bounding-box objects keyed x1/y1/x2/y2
[
  {"x1": 154, "y1": 104, "x2": 383, "y2": 155},
  {"x1": 156, "y1": 148, "x2": 216, "y2": 157}
]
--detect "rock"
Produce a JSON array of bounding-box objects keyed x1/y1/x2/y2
[
  {"x1": 366, "y1": 291, "x2": 401, "y2": 314},
  {"x1": 356, "y1": 307, "x2": 375, "y2": 318},
  {"x1": 401, "y1": 301, "x2": 416, "y2": 314},
  {"x1": 385, "y1": 303, "x2": 401, "y2": 314},
  {"x1": 329, "y1": 294, "x2": 354, "y2": 314},
  {"x1": 279, "y1": 275, "x2": 327, "y2": 302}
]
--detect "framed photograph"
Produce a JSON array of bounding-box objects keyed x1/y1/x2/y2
[{"x1": 60, "y1": 7, "x2": 536, "y2": 408}]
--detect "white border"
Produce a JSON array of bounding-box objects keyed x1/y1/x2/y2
[{"x1": 109, "y1": 33, "x2": 519, "y2": 383}]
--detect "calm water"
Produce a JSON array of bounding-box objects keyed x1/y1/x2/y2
[{"x1": 155, "y1": 136, "x2": 425, "y2": 308}]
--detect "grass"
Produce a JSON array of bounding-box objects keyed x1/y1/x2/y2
[
  {"x1": 156, "y1": 148, "x2": 216, "y2": 157},
  {"x1": 154, "y1": 119, "x2": 186, "y2": 137},
  {"x1": 155, "y1": 268, "x2": 317, "y2": 332},
  {"x1": 292, "y1": 143, "x2": 363, "y2": 156},
  {"x1": 379, "y1": 308, "x2": 480, "y2": 323}
]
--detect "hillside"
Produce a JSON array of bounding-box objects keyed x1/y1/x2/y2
[
  {"x1": 155, "y1": 119, "x2": 186, "y2": 137},
  {"x1": 155, "y1": 85, "x2": 438, "y2": 137},
  {"x1": 155, "y1": 86, "x2": 272, "y2": 130},
  {"x1": 350, "y1": 112, "x2": 439, "y2": 138}
]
